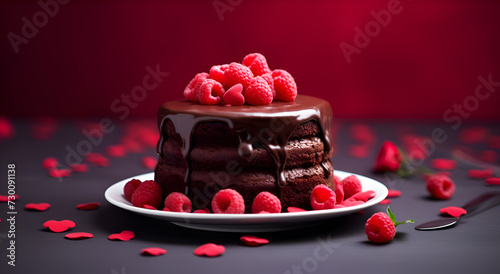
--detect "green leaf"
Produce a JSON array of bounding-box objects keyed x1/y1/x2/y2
[{"x1": 387, "y1": 206, "x2": 415, "y2": 227}]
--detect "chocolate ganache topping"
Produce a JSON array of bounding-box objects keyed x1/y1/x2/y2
[{"x1": 156, "y1": 95, "x2": 334, "y2": 197}]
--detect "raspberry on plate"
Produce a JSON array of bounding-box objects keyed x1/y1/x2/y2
[
  {"x1": 184, "y1": 72, "x2": 209, "y2": 102},
  {"x1": 272, "y1": 69, "x2": 297, "y2": 102},
  {"x1": 333, "y1": 175, "x2": 344, "y2": 204},
  {"x1": 164, "y1": 192, "x2": 192, "y2": 212},
  {"x1": 341, "y1": 175, "x2": 362, "y2": 199},
  {"x1": 211, "y1": 188, "x2": 245, "y2": 214},
  {"x1": 244, "y1": 76, "x2": 273, "y2": 105},
  {"x1": 251, "y1": 191, "x2": 281, "y2": 213},
  {"x1": 310, "y1": 184, "x2": 336, "y2": 210},
  {"x1": 124, "y1": 179, "x2": 142, "y2": 201},
  {"x1": 224, "y1": 62, "x2": 254, "y2": 89},
  {"x1": 426, "y1": 174, "x2": 455, "y2": 199},
  {"x1": 131, "y1": 180, "x2": 162, "y2": 209},
  {"x1": 242, "y1": 53, "x2": 271, "y2": 76}
]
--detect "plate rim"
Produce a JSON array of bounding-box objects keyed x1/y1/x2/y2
[{"x1": 104, "y1": 170, "x2": 388, "y2": 225}]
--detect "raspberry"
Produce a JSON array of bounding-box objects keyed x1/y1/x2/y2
[
  {"x1": 124, "y1": 179, "x2": 142, "y2": 201},
  {"x1": 341, "y1": 175, "x2": 362, "y2": 199},
  {"x1": 310, "y1": 184, "x2": 336, "y2": 210},
  {"x1": 373, "y1": 141, "x2": 402, "y2": 172},
  {"x1": 333, "y1": 175, "x2": 344, "y2": 204},
  {"x1": 184, "y1": 72, "x2": 209, "y2": 102},
  {"x1": 242, "y1": 53, "x2": 271, "y2": 76},
  {"x1": 365, "y1": 212, "x2": 396, "y2": 244},
  {"x1": 244, "y1": 76, "x2": 273, "y2": 105},
  {"x1": 197, "y1": 79, "x2": 225, "y2": 105},
  {"x1": 260, "y1": 72, "x2": 275, "y2": 98},
  {"x1": 131, "y1": 180, "x2": 162, "y2": 208},
  {"x1": 223, "y1": 84, "x2": 245, "y2": 106},
  {"x1": 211, "y1": 189, "x2": 245, "y2": 214},
  {"x1": 251, "y1": 191, "x2": 281, "y2": 213},
  {"x1": 164, "y1": 192, "x2": 192, "y2": 212},
  {"x1": 209, "y1": 64, "x2": 229, "y2": 86},
  {"x1": 272, "y1": 69, "x2": 297, "y2": 102},
  {"x1": 426, "y1": 174, "x2": 455, "y2": 199},
  {"x1": 224, "y1": 62, "x2": 254, "y2": 89}
]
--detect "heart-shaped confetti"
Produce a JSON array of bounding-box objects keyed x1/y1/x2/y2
[
  {"x1": 85, "y1": 153, "x2": 110, "y2": 167},
  {"x1": 25, "y1": 203, "x2": 51, "y2": 211},
  {"x1": 76, "y1": 202, "x2": 100, "y2": 210},
  {"x1": 486, "y1": 177, "x2": 500, "y2": 185},
  {"x1": 387, "y1": 189, "x2": 402, "y2": 198},
  {"x1": 70, "y1": 163, "x2": 88, "y2": 173},
  {"x1": 287, "y1": 207, "x2": 307, "y2": 213},
  {"x1": 347, "y1": 144, "x2": 371, "y2": 158},
  {"x1": 342, "y1": 200, "x2": 365, "y2": 207},
  {"x1": 193, "y1": 208, "x2": 211, "y2": 213},
  {"x1": 0, "y1": 194, "x2": 19, "y2": 202},
  {"x1": 48, "y1": 168, "x2": 71, "y2": 178},
  {"x1": 142, "y1": 156, "x2": 157, "y2": 169},
  {"x1": 223, "y1": 84, "x2": 245, "y2": 106},
  {"x1": 440, "y1": 206, "x2": 467, "y2": 217},
  {"x1": 240, "y1": 235, "x2": 269, "y2": 246},
  {"x1": 42, "y1": 157, "x2": 58, "y2": 169},
  {"x1": 379, "y1": 199, "x2": 391, "y2": 205},
  {"x1": 43, "y1": 220, "x2": 76, "y2": 233},
  {"x1": 348, "y1": 190, "x2": 376, "y2": 202},
  {"x1": 143, "y1": 204, "x2": 157, "y2": 210},
  {"x1": 108, "y1": 230, "x2": 135, "y2": 241},
  {"x1": 468, "y1": 169, "x2": 493, "y2": 179},
  {"x1": 65, "y1": 232, "x2": 94, "y2": 240},
  {"x1": 141, "y1": 247, "x2": 167, "y2": 256},
  {"x1": 194, "y1": 243, "x2": 225, "y2": 257},
  {"x1": 431, "y1": 159, "x2": 457, "y2": 170},
  {"x1": 106, "y1": 145, "x2": 127, "y2": 158}
]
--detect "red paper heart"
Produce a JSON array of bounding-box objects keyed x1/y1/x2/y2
[
  {"x1": 141, "y1": 156, "x2": 157, "y2": 169},
  {"x1": 141, "y1": 247, "x2": 167, "y2": 256},
  {"x1": 43, "y1": 220, "x2": 76, "y2": 233},
  {"x1": 70, "y1": 163, "x2": 88, "y2": 173},
  {"x1": 342, "y1": 200, "x2": 365, "y2": 207},
  {"x1": 85, "y1": 153, "x2": 109, "y2": 167},
  {"x1": 240, "y1": 235, "x2": 269, "y2": 246},
  {"x1": 0, "y1": 194, "x2": 19, "y2": 202},
  {"x1": 143, "y1": 204, "x2": 157, "y2": 210},
  {"x1": 379, "y1": 199, "x2": 391, "y2": 205},
  {"x1": 440, "y1": 206, "x2": 467, "y2": 217},
  {"x1": 468, "y1": 169, "x2": 493, "y2": 179},
  {"x1": 25, "y1": 202, "x2": 51, "y2": 211},
  {"x1": 42, "y1": 157, "x2": 58, "y2": 169},
  {"x1": 348, "y1": 190, "x2": 376, "y2": 202},
  {"x1": 193, "y1": 208, "x2": 211, "y2": 213},
  {"x1": 287, "y1": 207, "x2": 307, "y2": 213},
  {"x1": 387, "y1": 189, "x2": 402, "y2": 198},
  {"x1": 194, "y1": 243, "x2": 225, "y2": 257},
  {"x1": 486, "y1": 177, "x2": 500, "y2": 185},
  {"x1": 108, "y1": 230, "x2": 135, "y2": 241},
  {"x1": 65, "y1": 232, "x2": 93, "y2": 240},
  {"x1": 48, "y1": 168, "x2": 71, "y2": 178},
  {"x1": 348, "y1": 144, "x2": 371, "y2": 158},
  {"x1": 223, "y1": 84, "x2": 245, "y2": 106},
  {"x1": 76, "y1": 202, "x2": 100, "y2": 210},
  {"x1": 106, "y1": 145, "x2": 127, "y2": 158},
  {"x1": 431, "y1": 159, "x2": 457, "y2": 170}
]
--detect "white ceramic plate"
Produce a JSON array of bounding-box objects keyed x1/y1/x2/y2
[{"x1": 105, "y1": 171, "x2": 388, "y2": 232}]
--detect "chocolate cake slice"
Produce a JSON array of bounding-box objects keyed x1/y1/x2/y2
[{"x1": 154, "y1": 95, "x2": 334, "y2": 212}]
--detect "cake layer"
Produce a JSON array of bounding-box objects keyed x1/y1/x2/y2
[
  {"x1": 161, "y1": 136, "x2": 328, "y2": 170},
  {"x1": 156, "y1": 160, "x2": 334, "y2": 211}
]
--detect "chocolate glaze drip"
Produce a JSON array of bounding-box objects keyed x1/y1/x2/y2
[{"x1": 156, "y1": 95, "x2": 334, "y2": 198}]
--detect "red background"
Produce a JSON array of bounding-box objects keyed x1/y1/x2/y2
[{"x1": 1, "y1": 0, "x2": 500, "y2": 119}]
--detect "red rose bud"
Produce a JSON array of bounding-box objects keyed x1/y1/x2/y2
[{"x1": 373, "y1": 141, "x2": 402, "y2": 172}]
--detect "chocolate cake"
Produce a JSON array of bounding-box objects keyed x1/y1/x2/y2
[{"x1": 154, "y1": 95, "x2": 334, "y2": 212}]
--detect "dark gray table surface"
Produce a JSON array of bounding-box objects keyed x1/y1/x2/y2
[{"x1": 1, "y1": 119, "x2": 499, "y2": 274}]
